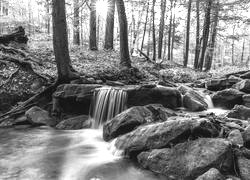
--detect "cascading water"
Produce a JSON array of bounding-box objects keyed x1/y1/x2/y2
[
  {"x1": 204, "y1": 94, "x2": 214, "y2": 109},
  {"x1": 90, "y1": 87, "x2": 127, "y2": 128}
]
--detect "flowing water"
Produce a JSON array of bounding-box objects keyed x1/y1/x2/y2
[
  {"x1": 0, "y1": 126, "x2": 165, "y2": 180},
  {"x1": 90, "y1": 87, "x2": 127, "y2": 128}
]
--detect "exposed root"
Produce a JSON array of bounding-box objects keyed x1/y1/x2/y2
[{"x1": 0, "y1": 67, "x2": 20, "y2": 88}]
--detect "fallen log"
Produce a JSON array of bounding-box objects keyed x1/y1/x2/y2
[{"x1": 0, "y1": 26, "x2": 28, "y2": 45}]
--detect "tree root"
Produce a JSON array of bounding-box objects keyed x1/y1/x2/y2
[{"x1": 0, "y1": 67, "x2": 20, "y2": 88}]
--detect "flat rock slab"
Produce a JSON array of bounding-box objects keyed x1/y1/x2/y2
[{"x1": 138, "y1": 138, "x2": 232, "y2": 180}]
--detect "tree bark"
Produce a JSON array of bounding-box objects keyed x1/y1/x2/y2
[
  {"x1": 194, "y1": 0, "x2": 200, "y2": 69},
  {"x1": 116, "y1": 0, "x2": 131, "y2": 68},
  {"x1": 183, "y1": 0, "x2": 192, "y2": 67},
  {"x1": 198, "y1": 0, "x2": 212, "y2": 71},
  {"x1": 104, "y1": 0, "x2": 115, "y2": 50},
  {"x1": 89, "y1": 0, "x2": 98, "y2": 50},
  {"x1": 52, "y1": 0, "x2": 78, "y2": 82},
  {"x1": 73, "y1": 0, "x2": 80, "y2": 45},
  {"x1": 204, "y1": 0, "x2": 219, "y2": 71},
  {"x1": 241, "y1": 38, "x2": 245, "y2": 64},
  {"x1": 152, "y1": 0, "x2": 156, "y2": 61},
  {"x1": 140, "y1": 1, "x2": 149, "y2": 55},
  {"x1": 158, "y1": 0, "x2": 167, "y2": 59},
  {"x1": 167, "y1": 0, "x2": 173, "y2": 61}
]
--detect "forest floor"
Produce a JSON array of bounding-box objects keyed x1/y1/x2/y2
[{"x1": 0, "y1": 33, "x2": 248, "y2": 113}]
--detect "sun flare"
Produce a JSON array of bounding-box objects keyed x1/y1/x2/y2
[{"x1": 96, "y1": 0, "x2": 109, "y2": 18}]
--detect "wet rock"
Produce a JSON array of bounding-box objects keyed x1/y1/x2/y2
[
  {"x1": 240, "y1": 71, "x2": 250, "y2": 79},
  {"x1": 177, "y1": 85, "x2": 192, "y2": 95},
  {"x1": 212, "y1": 89, "x2": 244, "y2": 109},
  {"x1": 145, "y1": 104, "x2": 177, "y2": 121},
  {"x1": 137, "y1": 138, "x2": 232, "y2": 180},
  {"x1": 243, "y1": 126, "x2": 250, "y2": 148},
  {"x1": 103, "y1": 106, "x2": 153, "y2": 141},
  {"x1": 227, "y1": 105, "x2": 250, "y2": 121},
  {"x1": 25, "y1": 106, "x2": 54, "y2": 126},
  {"x1": 206, "y1": 79, "x2": 230, "y2": 91},
  {"x1": 115, "y1": 118, "x2": 219, "y2": 157},
  {"x1": 195, "y1": 168, "x2": 225, "y2": 180},
  {"x1": 52, "y1": 84, "x2": 102, "y2": 115},
  {"x1": 56, "y1": 115, "x2": 91, "y2": 130},
  {"x1": 243, "y1": 95, "x2": 250, "y2": 108},
  {"x1": 233, "y1": 80, "x2": 250, "y2": 93},
  {"x1": 237, "y1": 156, "x2": 250, "y2": 180},
  {"x1": 228, "y1": 129, "x2": 244, "y2": 147},
  {"x1": 183, "y1": 90, "x2": 208, "y2": 111},
  {"x1": 126, "y1": 85, "x2": 182, "y2": 109}
]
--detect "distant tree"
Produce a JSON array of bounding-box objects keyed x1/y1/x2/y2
[
  {"x1": 52, "y1": 0, "x2": 78, "y2": 82},
  {"x1": 104, "y1": 0, "x2": 115, "y2": 50},
  {"x1": 167, "y1": 0, "x2": 173, "y2": 61},
  {"x1": 183, "y1": 0, "x2": 192, "y2": 67},
  {"x1": 152, "y1": 0, "x2": 156, "y2": 61},
  {"x1": 116, "y1": 0, "x2": 131, "y2": 68},
  {"x1": 89, "y1": 0, "x2": 98, "y2": 50},
  {"x1": 73, "y1": 0, "x2": 80, "y2": 45},
  {"x1": 140, "y1": 1, "x2": 149, "y2": 55},
  {"x1": 194, "y1": 0, "x2": 200, "y2": 69},
  {"x1": 158, "y1": 0, "x2": 166, "y2": 59}
]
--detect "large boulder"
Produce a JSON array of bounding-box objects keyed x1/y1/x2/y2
[
  {"x1": 115, "y1": 118, "x2": 219, "y2": 157},
  {"x1": 227, "y1": 105, "x2": 250, "y2": 121},
  {"x1": 137, "y1": 138, "x2": 232, "y2": 180},
  {"x1": 233, "y1": 80, "x2": 250, "y2": 93},
  {"x1": 243, "y1": 126, "x2": 250, "y2": 148},
  {"x1": 126, "y1": 85, "x2": 182, "y2": 109},
  {"x1": 237, "y1": 156, "x2": 250, "y2": 180},
  {"x1": 55, "y1": 115, "x2": 91, "y2": 130},
  {"x1": 212, "y1": 89, "x2": 244, "y2": 109},
  {"x1": 195, "y1": 168, "x2": 225, "y2": 180},
  {"x1": 25, "y1": 106, "x2": 54, "y2": 126},
  {"x1": 206, "y1": 79, "x2": 230, "y2": 91},
  {"x1": 183, "y1": 90, "x2": 208, "y2": 111},
  {"x1": 103, "y1": 106, "x2": 153, "y2": 141},
  {"x1": 240, "y1": 71, "x2": 250, "y2": 79},
  {"x1": 103, "y1": 105, "x2": 177, "y2": 141},
  {"x1": 52, "y1": 84, "x2": 102, "y2": 115}
]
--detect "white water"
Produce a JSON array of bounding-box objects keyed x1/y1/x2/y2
[
  {"x1": 91, "y1": 87, "x2": 127, "y2": 128},
  {"x1": 0, "y1": 127, "x2": 164, "y2": 180}
]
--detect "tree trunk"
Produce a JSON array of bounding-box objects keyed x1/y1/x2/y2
[
  {"x1": 194, "y1": 0, "x2": 200, "y2": 69},
  {"x1": 116, "y1": 0, "x2": 131, "y2": 68},
  {"x1": 140, "y1": 1, "x2": 149, "y2": 55},
  {"x1": 204, "y1": 0, "x2": 219, "y2": 71},
  {"x1": 167, "y1": 0, "x2": 173, "y2": 61},
  {"x1": 183, "y1": 0, "x2": 192, "y2": 67},
  {"x1": 241, "y1": 38, "x2": 245, "y2": 64},
  {"x1": 52, "y1": 0, "x2": 78, "y2": 82},
  {"x1": 158, "y1": 0, "x2": 167, "y2": 59},
  {"x1": 89, "y1": 0, "x2": 98, "y2": 50},
  {"x1": 171, "y1": 12, "x2": 176, "y2": 62},
  {"x1": 73, "y1": 0, "x2": 80, "y2": 45},
  {"x1": 46, "y1": 0, "x2": 51, "y2": 34},
  {"x1": 232, "y1": 24, "x2": 236, "y2": 65},
  {"x1": 152, "y1": 0, "x2": 156, "y2": 61},
  {"x1": 104, "y1": 0, "x2": 115, "y2": 50},
  {"x1": 147, "y1": 11, "x2": 152, "y2": 56},
  {"x1": 198, "y1": 0, "x2": 212, "y2": 71}
]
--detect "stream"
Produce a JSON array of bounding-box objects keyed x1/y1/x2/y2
[{"x1": 0, "y1": 126, "x2": 165, "y2": 180}]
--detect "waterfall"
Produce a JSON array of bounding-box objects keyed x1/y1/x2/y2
[
  {"x1": 204, "y1": 95, "x2": 214, "y2": 109},
  {"x1": 90, "y1": 87, "x2": 127, "y2": 128}
]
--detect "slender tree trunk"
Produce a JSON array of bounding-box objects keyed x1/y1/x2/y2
[
  {"x1": 116, "y1": 0, "x2": 131, "y2": 68},
  {"x1": 152, "y1": 0, "x2": 156, "y2": 61},
  {"x1": 194, "y1": 0, "x2": 200, "y2": 69},
  {"x1": 198, "y1": 0, "x2": 212, "y2": 71},
  {"x1": 241, "y1": 38, "x2": 245, "y2": 64},
  {"x1": 147, "y1": 12, "x2": 152, "y2": 56},
  {"x1": 204, "y1": 0, "x2": 219, "y2": 71},
  {"x1": 52, "y1": 0, "x2": 78, "y2": 82},
  {"x1": 158, "y1": 0, "x2": 167, "y2": 59},
  {"x1": 46, "y1": 0, "x2": 50, "y2": 34},
  {"x1": 183, "y1": 0, "x2": 192, "y2": 67},
  {"x1": 73, "y1": 0, "x2": 80, "y2": 45},
  {"x1": 140, "y1": 1, "x2": 149, "y2": 55},
  {"x1": 171, "y1": 13, "x2": 176, "y2": 62},
  {"x1": 89, "y1": 0, "x2": 98, "y2": 50},
  {"x1": 232, "y1": 24, "x2": 236, "y2": 65},
  {"x1": 104, "y1": 0, "x2": 115, "y2": 50},
  {"x1": 168, "y1": 0, "x2": 173, "y2": 61}
]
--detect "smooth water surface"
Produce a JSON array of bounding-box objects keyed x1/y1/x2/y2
[{"x1": 0, "y1": 126, "x2": 164, "y2": 180}]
